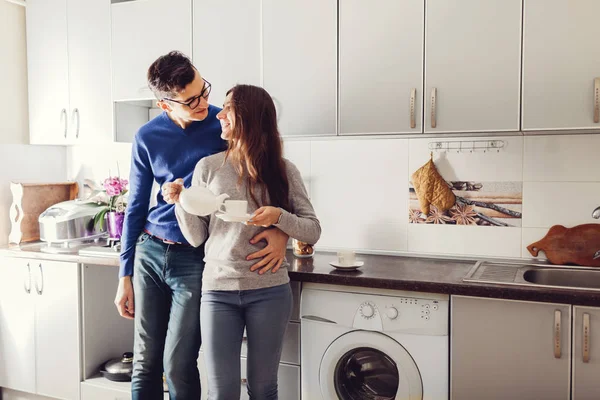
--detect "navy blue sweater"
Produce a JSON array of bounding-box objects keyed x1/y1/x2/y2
[{"x1": 119, "y1": 106, "x2": 226, "y2": 277}]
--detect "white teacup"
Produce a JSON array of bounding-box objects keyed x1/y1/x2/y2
[
  {"x1": 337, "y1": 250, "x2": 356, "y2": 267},
  {"x1": 219, "y1": 200, "x2": 248, "y2": 217}
]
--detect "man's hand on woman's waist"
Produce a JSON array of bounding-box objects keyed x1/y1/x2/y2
[{"x1": 247, "y1": 228, "x2": 289, "y2": 275}]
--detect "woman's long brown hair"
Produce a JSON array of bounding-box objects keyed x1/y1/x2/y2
[{"x1": 224, "y1": 85, "x2": 290, "y2": 211}]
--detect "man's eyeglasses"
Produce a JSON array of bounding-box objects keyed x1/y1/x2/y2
[{"x1": 163, "y1": 78, "x2": 212, "y2": 110}]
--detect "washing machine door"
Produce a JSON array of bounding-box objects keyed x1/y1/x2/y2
[{"x1": 319, "y1": 331, "x2": 422, "y2": 400}]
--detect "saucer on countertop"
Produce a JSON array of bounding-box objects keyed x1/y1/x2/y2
[{"x1": 329, "y1": 261, "x2": 364, "y2": 271}]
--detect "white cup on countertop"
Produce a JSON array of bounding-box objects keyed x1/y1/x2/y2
[{"x1": 337, "y1": 250, "x2": 356, "y2": 267}]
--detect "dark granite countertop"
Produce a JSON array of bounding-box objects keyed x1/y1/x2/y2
[
  {"x1": 287, "y1": 250, "x2": 600, "y2": 307},
  {"x1": 2, "y1": 243, "x2": 599, "y2": 306}
]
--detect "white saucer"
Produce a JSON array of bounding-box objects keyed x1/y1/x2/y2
[
  {"x1": 329, "y1": 261, "x2": 364, "y2": 270},
  {"x1": 215, "y1": 212, "x2": 252, "y2": 223}
]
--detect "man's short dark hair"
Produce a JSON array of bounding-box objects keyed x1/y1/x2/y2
[{"x1": 147, "y1": 51, "x2": 196, "y2": 99}]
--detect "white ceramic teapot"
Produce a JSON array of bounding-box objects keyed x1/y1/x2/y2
[{"x1": 179, "y1": 185, "x2": 229, "y2": 216}]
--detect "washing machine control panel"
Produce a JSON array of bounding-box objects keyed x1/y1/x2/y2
[{"x1": 353, "y1": 296, "x2": 448, "y2": 334}]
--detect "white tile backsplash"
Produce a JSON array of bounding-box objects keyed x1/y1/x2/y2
[
  {"x1": 62, "y1": 132, "x2": 600, "y2": 261},
  {"x1": 524, "y1": 135, "x2": 600, "y2": 182},
  {"x1": 283, "y1": 140, "x2": 311, "y2": 197},
  {"x1": 522, "y1": 182, "x2": 600, "y2": 228},
  {"x1": 407, "y1": 224, "x2": 522, "y2": 258},
  {"x1": 310, "y1": 139, "x2": 409, "y2": 250}
]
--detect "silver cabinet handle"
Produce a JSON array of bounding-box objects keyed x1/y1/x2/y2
[
  {"x1": 35, "y1": 263, "x2": 44, "y2": 295},
  {"x1": 60, "y1": 108, "x2": 68, "y2": 138},
  {"x1": 410, "y1": 88, "x2": 417, "y2": 129},
  {"x1": 72, "y1": 108, "x2": 80, "y2": 138},
  {"x1": 583, "y1": 313, "x2": 591, "y2": 363},
  {"x1": 594, "y1": 78, "x2": 599, "y2": 123},
  {"x1": 430, "y1": 88, "x2": 437, "y2": 128},
  {"x1": 554, "y1": 310, "x2": 562, "y2": 359},
  {"x1": 24, "y1": 262, "x2": 31, "y2": 294}
]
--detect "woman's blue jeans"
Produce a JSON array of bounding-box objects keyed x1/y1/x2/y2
[
  {"x1": 201, "y1": 283, "x2": 293, "y2": 400},
  {"x1": 131, "y1": 233, "x2": 205, "y2": 400}
]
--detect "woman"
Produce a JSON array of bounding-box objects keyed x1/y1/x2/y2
[{"x1": 162, "y1": 84, "x2": 321, "y2": 400}]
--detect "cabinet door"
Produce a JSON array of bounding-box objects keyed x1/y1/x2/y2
[
  {"x1": 25, "y1": 0, "x2": 70, "y2": 145},
  {"x1": 522, "y1": 0, "x2": 600, "y2": 131},
  {"x1": 339, "y1": 0, "x2": 424, "y2": 135},
  {"x1": 425, "y1": 0, "x2": 521, "y2": 133},
  {"x1": 34, "y1": 261, "x2": 80, "y2": 400},
  {"x1": 262, "y1": 0, "x2": 337, "y2": 137},
  {"x1": 111, "y1": 0, "x2": 193, "y2": 101},
  {"x1": 0, "y1": 259, "x2": 36, "y2": 393},
  {"x1": 451, "y1": 296, "x2": 570, "y2": 400},
  {"x1": 192, "y1": 0, "x2": 261, "y2": 108},
  {"x1": 573, "y1": 306, "x2": 600, "y2": 400},
  {"x1": 67, "y1": 0, "x2": 114, "y2": 144}
]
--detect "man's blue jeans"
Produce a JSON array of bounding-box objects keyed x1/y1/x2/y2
[
  {"x1": 131, "y1": 233, "x2": 204, "y2": 400},
  {"x1": 201, "y1": 283, "x2": 293, "y2": 400}
]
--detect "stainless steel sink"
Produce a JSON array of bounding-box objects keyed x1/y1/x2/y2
[
  {"x1": 522, "y1": 268, "x2": 600, "y2": 290},
  {"x1": 463, "y1": 260, "x2": 600, "y2": 292}
]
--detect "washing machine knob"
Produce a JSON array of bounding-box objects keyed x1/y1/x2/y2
[
  {"x1": 386, "y1": 307, "x2": 399, "y2": 320},
  {"x1": 360, "y1": 303, "x2": 375, "y2": 319}
]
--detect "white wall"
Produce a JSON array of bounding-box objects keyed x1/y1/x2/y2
[
  {"x1": 0, "y1": 0, "x2": 29, "y2": 144},
  {"x1": 66, "y1": 133, "x2": 600, "y2": 261}
]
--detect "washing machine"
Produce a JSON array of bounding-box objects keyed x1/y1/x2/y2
[{"x1": 301, "y1": 283, "x2": 449, "y2": 400}]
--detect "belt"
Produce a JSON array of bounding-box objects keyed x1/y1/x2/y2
[{"x1": 144, "y1": 230, "x2": 190, "y2": 246}]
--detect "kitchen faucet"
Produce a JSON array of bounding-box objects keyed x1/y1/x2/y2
[{"x1": 593, "y1": 207, "x2": 600, "y2": 259}]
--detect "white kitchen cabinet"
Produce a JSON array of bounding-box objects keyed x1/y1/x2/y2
[
  {"x1": 572, "y1": 306, "x2": 600, "y2": 400},
  {"x1": 192, "y1": 0, "x2": 261, "y2": 108},
  {"x1": 34, "y1": 260, "x2": 80, "y2": 400},
  {"x1": 0, "y1": 261, "x2": 36, "y2": 393},
  {"x1": 0, "y1": 258, "x2": 80, "y2": 399},
  {"x1": 25, "y1": 0, "x2": 113, "y2": 145},
  {"x1": 66, "y1": 0, "x2": 114, "y2": 144},
  {"x1": 522, "y1": 0, "x2": 600, "y2": 131},
  {"x1": 262, "y1": 0, "x2": 337, "y2": 137},
  {"x1": 111, "y1": 0, "x2": 193, "y2": 101},
  {"x1": 451, "y1": 296, "x2": 570, "y2": 400},
  {"x1": 424, "y1": 0, "x2": 522, "y2": 133},
  {"x1": 339, "y1": 0, "x2": 424, "y2": 135},
  {"x1": 25, "y1": 0, "x2": 70, "y2": 145}
]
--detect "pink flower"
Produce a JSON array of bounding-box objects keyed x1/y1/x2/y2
[{"x1": 103, "y1": 177, "x2": 128, "y2": 197}]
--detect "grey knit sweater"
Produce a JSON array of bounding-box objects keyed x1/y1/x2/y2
[{"x1": 175, "y1": 151, "x2": 321, "y2": 291}]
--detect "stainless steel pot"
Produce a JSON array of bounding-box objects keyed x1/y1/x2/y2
[{"x1": 100, "y1": 352, "x2": 133, "y2": 382}]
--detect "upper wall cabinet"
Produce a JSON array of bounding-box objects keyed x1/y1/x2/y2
[
  {"x1": 192, "y1": 0, "x2": 261, "y2": 108},
  {"x1": 26, "y1": 0, "x2": 70, "y2": 145},
  {"x1": 111, "y1": 0, "x2": 192, "y2": 101},
  {"x1": 262, "y1": 0, "x2": 337, "y2": 137},
  {"x1": 424, "y1": 0, "x2": 522, "y2": 133},
  {"x1": 26, "y1": 0, "x2": 113, "y2": 145},
  {"x1": 522, "y1": 0, "x2": 600, "y2": 131},
  {"x1": 339, "y1": 0, "x2": 424, "y2": 135},
  {"x1": 66, "y1": 0, "x2": 113, "y2": 145}
]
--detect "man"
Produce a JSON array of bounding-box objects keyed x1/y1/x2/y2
[{"x1": 114, "y1": 51, "x2": 289, "y2": 400}]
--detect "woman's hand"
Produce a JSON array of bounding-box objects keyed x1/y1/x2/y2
[
  {"x1": 247, "y1": 206, "x2": 282, "y2": 227},
  {"x1": 162, "y1": 178, "x2": 184, "y2": 204}
]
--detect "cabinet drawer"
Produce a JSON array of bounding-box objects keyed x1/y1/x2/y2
[
  {"x1": 241, "y1": 322, "x2": 300, "y2": 365},
  {"x1": 81, "y1": 382, "x2": 130, "y2": 400},
  {"x1": 241, "y1": 358, "x2": 300, "y2": 400}
]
